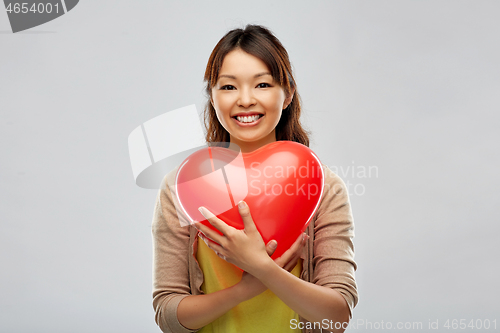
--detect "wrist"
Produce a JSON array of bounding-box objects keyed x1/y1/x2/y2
[
  {"x1": 233, "y1": 279, "x2": 253, "y2": 302},
  {"x1": 250, "y1": 256, "x2": 277, "y2": 281}
]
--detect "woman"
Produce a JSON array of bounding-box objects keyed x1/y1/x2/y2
[{"x1": 152, "y1": 25, "x2": 358, "y2": 333}]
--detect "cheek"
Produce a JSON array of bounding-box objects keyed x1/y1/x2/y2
[
  {"x1": 267, "y1": 91, "x2": 286, "y2": 110},
  {"x1": 212, "y1": 102, "x2": 232, "y2": 131},
  {"x1": 214, "y1": 109, "x2": 227, "y2": 128},
  {"x1": 212, "y1": 93, "x2": 230, "y2": 114}
]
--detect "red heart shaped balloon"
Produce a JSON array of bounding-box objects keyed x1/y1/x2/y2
[{"x1": 174, "y1": 141, "x2": 324, "y2": 259}]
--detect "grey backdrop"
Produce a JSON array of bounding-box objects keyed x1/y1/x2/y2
[{"x1": 1, "y1": 1, "x2": 499, "y2": 332}]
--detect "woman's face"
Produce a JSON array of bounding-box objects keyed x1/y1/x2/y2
[{"x1": 211, "y1": 48, "x2": 293, "y2": 153}]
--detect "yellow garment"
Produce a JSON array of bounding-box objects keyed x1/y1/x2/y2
[{"x1": 196, "y1": 235, "x2": 302, "y2": 333}]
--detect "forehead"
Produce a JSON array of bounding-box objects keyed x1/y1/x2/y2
[{"x1": 219, "y1": 49, "x2": 270, "y2": 77}]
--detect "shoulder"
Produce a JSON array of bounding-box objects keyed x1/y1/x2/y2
[
  {"x1": 161, "y1": 164, "x2": 182, "y2": 192},
  {"x1": 320, "y1": 163, "x2": 350, "y2": 202},
  {"x1": 153, "y1": 164, "x2": 192, "y2": 233},
  {"x1": 311, "y1": 163, "x2": 353, "y2": 226}
]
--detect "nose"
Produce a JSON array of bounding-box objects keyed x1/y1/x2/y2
[{"x1": 237, "y1": 87, "x2": 256, "y2": 108}]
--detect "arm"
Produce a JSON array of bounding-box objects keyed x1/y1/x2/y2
[
  {"x1": 152, "y1": 174, "x2": 196, "y2": 333},
  {"x1": 176, "y1": 275, "x2": 253, "y2": 330},
  {"x1": 251, "y1": 256, "x2": 351, "y2": 331},
  {"x1": 196, "y1": 168, "x2": 357, "y2": 332},
  {"x1": 153, "y1": 172, "x2": 307, "y2": 332},
  {"x1": 176, "y1": 241, "x2": 279, "y2": 330},
  {"x1": 308, "y1": 170, "x2": 358, "y2": 321}
]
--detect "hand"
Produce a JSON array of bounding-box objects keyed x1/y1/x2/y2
[
  {"x1": 237, "y1": 240, "x2": 277, "y2": 301},
  {"x1": 275, "y1": 231, "x2": 309, "y2": 272},
  {"x1": 195, "y1": 200, "x2": 309, "y2": 296},
  {"x1": 235, "y1": 233, "x2": 309, "y2": 301},
  {"x1": 195, "y1": 200, "x2": 271, "y2": 274}
]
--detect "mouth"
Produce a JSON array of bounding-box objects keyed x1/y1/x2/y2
[
  {"x1": 232, "y1": 114, "x2": 264, "y2": 123},
  {"x1": 232, "y1": 114, "x2": 264, "y2": 126}
]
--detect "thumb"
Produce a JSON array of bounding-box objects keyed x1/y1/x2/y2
[{"x1": 265, "y1": 240, "x2": 278, "y2": 256}]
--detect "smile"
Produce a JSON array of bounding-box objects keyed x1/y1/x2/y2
[{"x1": 232, "y1": 114, "x2": 264, "y2": 127}]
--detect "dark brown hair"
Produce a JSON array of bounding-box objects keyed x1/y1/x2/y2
[{"x1": 203, "y1": 25, "x2": 311, "y2": 147}]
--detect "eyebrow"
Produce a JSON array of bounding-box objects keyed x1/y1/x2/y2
[{"x1": 218, "y1": 72, "x2": 272, "y2": 79}]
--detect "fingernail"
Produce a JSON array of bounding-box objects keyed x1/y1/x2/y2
[
  {"x1": 198, "y1": 206, "x2": 215, "y2": 219},
  {"x1": 270, "y1": 241, "x2": 277, "y2": 250},
  {"x1": 198, "y1": 207, "x2": 207, "y2": 218},
  {"x1": 238, "y1": 200, "x2": 246, "y2": 209}
]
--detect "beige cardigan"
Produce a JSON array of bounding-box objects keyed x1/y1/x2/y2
[{"x1": 152, "y1": 164, "x2": 358, "y2": 333}]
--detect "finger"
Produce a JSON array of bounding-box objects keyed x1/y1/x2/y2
[
  {"x1": 198, "y1": 232, "x2": 210, "y2": 247},
  {"x1": 194, "y1": 221, "x2": 225, "y2": 245},
  {"x1": 200, "y1": 233, "x2": 227, "y2": 258},
  {"x1": 283, "y1": 254, "x2": 300, "y2": 272},
  {"x1": 290, "y1": 233, "x2": 307, "y2": 253},
  {"x1": 198, "y1": 232, "x2": 219, "y2": 251},
  {"x1": 275, "y1": 233, "x2": 307, "y2": 267},
  {"x1": 237, "y1": 201, "x2": 257, "y2": 232},
  {"x1": 283, "y1": 235, "x2": 308, "y2": 271},
  {"x1": 265, "y1": 240, "x2": 278, "y2": 256},
  {"x1": 198, "y1": 206, "x2": 234, "y2": 237},
  {"x1": 284, "y1": 233, "x2": 306, "y2": 257}
]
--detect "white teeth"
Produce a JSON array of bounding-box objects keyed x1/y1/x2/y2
[{"x1": 236, "y1": 115, "x2": 261, "y2": 123}]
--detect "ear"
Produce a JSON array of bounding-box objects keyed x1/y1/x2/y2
[{"x1": 283, "y1": 87, "x2": 296, "y2": 110}]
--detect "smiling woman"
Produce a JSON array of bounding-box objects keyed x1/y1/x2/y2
[
  {"x1": 151, "y1": 24, "x2": 358, "y2": 333},
  {"x1": 203, "y1": 25, "x2": 310, "y2": 154}
]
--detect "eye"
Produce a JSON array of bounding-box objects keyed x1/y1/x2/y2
[
  {"x1": 220, "y1": 85, "x2": 236, "y2": 90},
  {"x1": 257, "y1": 83, "x2": 271, "y2": 88}
]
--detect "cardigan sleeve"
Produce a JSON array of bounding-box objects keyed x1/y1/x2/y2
[
  {"x1": 152, "y1": 173, "x2": 199, "y2": 333},
  {"x1": 312, "y1": 166, "x2": 358, "y2": 318}
]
